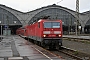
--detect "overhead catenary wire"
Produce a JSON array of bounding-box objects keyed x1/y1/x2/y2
[
  {"x1": 39, "y1": 0, "x2": 47, "y2": 7},
  {"x1": 56, "y1": 0, "x2": 63, "y2": 4}
]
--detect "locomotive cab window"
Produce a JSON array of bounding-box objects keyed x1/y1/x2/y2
[
  {"x1": 44, "y1": 22, "x2": 60, "y2": 28},
  {"x1": 38, "y1": 22, "x2": 40, "y2": 28}
]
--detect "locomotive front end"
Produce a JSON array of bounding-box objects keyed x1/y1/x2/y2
[{"x1": 42, "y1": 20, "x2": 62, "y2": 49}]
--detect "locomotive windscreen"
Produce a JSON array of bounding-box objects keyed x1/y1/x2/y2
[{"x1": 44, "y1": 22, "x2": 60, "y2": 28}]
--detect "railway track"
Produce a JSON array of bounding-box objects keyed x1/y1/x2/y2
[
  {"x1": 49, "y1": 46, "x2": 90, "y2": 60},
  {"x1": 59, "y1": 46, "x2": 83, "y2": 60}
]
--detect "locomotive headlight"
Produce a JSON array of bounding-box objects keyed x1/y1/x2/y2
[
  {"x1": 43, "y1": 35, "x2": 46, "y2": 37},
  {"x1": 58, "y1": 35, "x2": 61, "y2": 37}
]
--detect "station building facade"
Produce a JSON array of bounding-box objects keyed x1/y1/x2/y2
[{"x1": 0, "y1": 4, "x2": 90, "y2": 35}]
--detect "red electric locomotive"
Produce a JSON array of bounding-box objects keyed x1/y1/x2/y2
[{"x1": 16, "y1": 19, "x2": 63, "y2": 49}]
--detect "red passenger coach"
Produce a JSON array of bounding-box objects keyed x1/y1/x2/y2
[
  {"x1": 16, "y1": 25, "x2": 29, "y2": 38},
  {"x1": 16, "y1": 27, "x2": 24, "y2": 36},
  {"x1": 28, "y1": 19, "x2": 63, "y2": 49}
]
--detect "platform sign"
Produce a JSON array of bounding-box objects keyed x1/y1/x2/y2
[{"x1": 4, "y1": 25, "x2": 8, "y2": 28}]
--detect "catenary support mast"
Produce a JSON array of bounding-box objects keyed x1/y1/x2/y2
[{"x1": 76, "y1": 0, "x2": 79, "y2": 35}]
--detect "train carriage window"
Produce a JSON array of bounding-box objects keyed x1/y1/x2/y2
[{"x1": 38, "y1": 22, "x2": 40, "y2": 28}]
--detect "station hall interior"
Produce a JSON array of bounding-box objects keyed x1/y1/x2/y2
[{"x1": 0, "y1": 4, "x2": 90, "y2": 35}]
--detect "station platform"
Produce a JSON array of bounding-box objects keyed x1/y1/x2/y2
[
  {"x1": 63, "y1": 35, "x2": 90, "y2": 40},
  {"x1": 62, "y1": 35, "x2": 90, "y2": 59},
  {"x1": 0, "y1": 35, "x2": 63, "y2": 60}
]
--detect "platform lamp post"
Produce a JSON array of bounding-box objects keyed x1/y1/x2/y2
[
  {"x1": 14, "y1": 21, "x2": 17, "y2": 35},
  {"x1": 0, "y1": 21, "x2": 2, "y2": 40},
  {"x1": 3, "y1": 14, "x2": 9, "y2": 36},
  {"x1": 5, "y1": 15, "x2": 9, "y2": 36}
]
